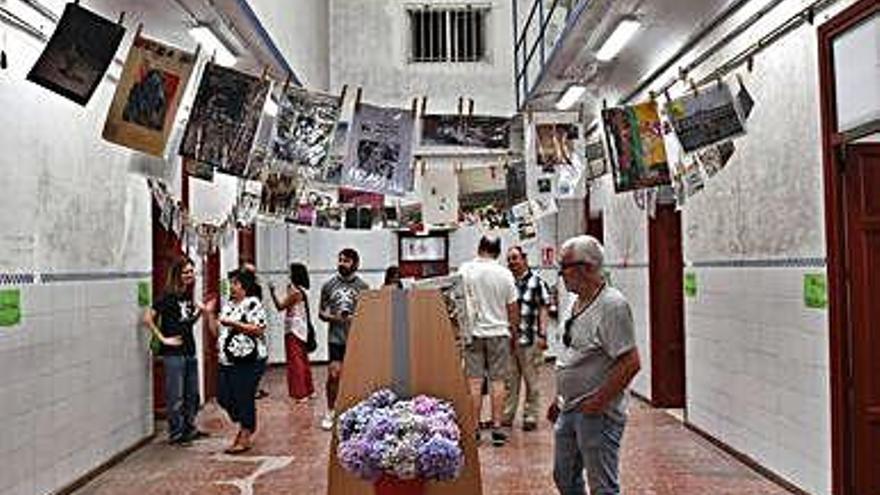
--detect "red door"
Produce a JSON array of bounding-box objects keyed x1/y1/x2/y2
[
  {"x1": 648, "y1": 204, "x2": 685, "y2": 408},
  {"x1": 844, "y1": 144, "x2": 880, "y2": 494},
  {"x1": 202, "y1": 251, "x2": 220, "y2": 400},
  {"x1": 238, "y1": 226, "x2": 256, "y2": 266}
]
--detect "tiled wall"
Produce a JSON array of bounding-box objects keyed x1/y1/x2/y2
[
  {"x1": 685, "y1": 266, "x2": 829, "y2": 495},
  {"x1": 0, "y1": 278, "x2": 152, "y2": 495}
]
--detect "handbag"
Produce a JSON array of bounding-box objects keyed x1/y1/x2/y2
[{"x1": 301, "y1": 290, "x2": 318, "y2": 353}]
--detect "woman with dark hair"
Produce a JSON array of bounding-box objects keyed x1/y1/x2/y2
[
  {"x1": 383, "y1": 265, "x2": 402, "y2": 288},
  {"x1": 206, "y1": 268, "x2": 267, "y2": 454},
  {"x1": 270, "y1": 263, "x2": 316, "y2": 402},
  {"x1": 143, "y1": 258, "x2": 214, "y2": 444}
]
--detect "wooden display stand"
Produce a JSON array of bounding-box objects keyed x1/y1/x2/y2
[{"x1": 327, "y1": 288, "x2": 482, "y2": 495}]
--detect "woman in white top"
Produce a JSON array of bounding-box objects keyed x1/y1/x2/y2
[
  {"x1": 270, "y1": 263, "x2": 316, "y2": 402},
  {"x1": 207, "y1": 268, "x2": 267, "y2": 454}
]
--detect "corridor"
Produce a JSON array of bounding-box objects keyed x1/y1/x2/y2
[{"x1": 72, "y1": 367, "x2": 791, "y2": 495}]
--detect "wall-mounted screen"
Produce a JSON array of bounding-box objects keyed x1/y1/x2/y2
[{"x1": 401, "y1": 236, "x2": 447, "y2": 261}]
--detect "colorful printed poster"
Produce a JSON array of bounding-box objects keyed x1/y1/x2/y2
[
  {"x1": 259, "y1": 171, "x2": 300, "y2": 217},
  {"x1": 272, "y1": 87, "x2": 342, "y2": 180},
  {"x1": 421, "y1": 115, "x2": 511, "y2": 149},
  {"x1": 457, "y1": 166, "x2": 509, "y2": 228},
  {"x1": 180, "y1": 63, "x2": 270, "y2": 177},
  {"x1": 342, "y1": 104, "x2": 415, "y2": 196},
  {"x1": 399, "y1": 203, "x2": 424, "y2": 230},
  {"x1": 666, "y1": 82, "x2": 746, "y2": 153},
  {"x1": 602, "y1": 101, "x2": 671, "y2": 193},
  {"x1": 103, "y1": 33, "x2": 196, "y2": 156},
  {"x1": 338, "y1": 187, "x2": 384, "y2": 209},
  {"x1": 536, "y1": 124, "x2": 578, "y2": 171},
  {"x1": 27, "y1": 3, "x2": 125, "y2": 105}
]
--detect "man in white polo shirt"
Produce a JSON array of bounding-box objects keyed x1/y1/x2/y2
[{"x1": 460, "y1": 235, "x2": 520, "y2": 446}]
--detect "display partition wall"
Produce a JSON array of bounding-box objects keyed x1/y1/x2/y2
[{"x1": 818, "y1": 1, "x2": 880, "y2": 493}]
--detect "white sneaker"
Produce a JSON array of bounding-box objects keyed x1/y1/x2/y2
[{"x1": 320, "y1": 411, "x2": 335, "y2": 431}]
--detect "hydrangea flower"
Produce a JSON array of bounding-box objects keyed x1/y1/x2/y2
[{"x1": 336, "y1": 388, "x2": 464, "y2": 482}]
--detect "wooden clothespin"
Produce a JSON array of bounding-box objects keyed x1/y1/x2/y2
[
  {"x1": 419, "y1": 160, "x2": 427, "y2": 177},
  {"x1": 118, "y1": 11, "x2": 126, "y2": 25},
  {"x1": 134, "y1": 23, "x2": 143, "y2": 39},
  {"x1": 458, "y1": 97, "x2": 464, "y2": 117},
  {"x1": 805, "y1": 6, "x2": 814, "y2": 25},
  {"x1": 489, "y1": 165, "x2": 497, "y2": 180},
  {"x1": 736, "y1": 73, "x2": 745, "y2": 89},
  {"x1": 678, "y1": 66, "x2": 688, "y2": 82},
  {"x1": 602, "y1": 98, "x2": 608, "y2": 110},
  {"x1": 663, "y1": 88, "x2": 671, "y2": 102},
  {"x1": 746, "y1": 56, "x2": 754, "y2": 73},
  {"x1": 260, "y1": 65, "x2": 269, "y2": 81},
  {"x1": 648, "y1": 90, "x2": 657, "y2": 102},
  {"x1": 340, "y1": 84, "x2": 348, "y2": 103},
  {"x1": 355, "y1": 87, "x2": 363, "y2": 110},
  {"x1": 411, "y1": 97, "x2": 418, "y2": 118},
  {"x1": 689, "y1": 79, "x2": 699, "y2": 95},
  {"x1": 282, "y1": 71, "x2": 292, "y2": 94},
  {"x1": 716, "y1": 76, "x2": 723, "y2": 88},
  {"x1": 468, "y1": 98, "x2": 474, "y2": 117},
  {"x1": 420, "y1": 96, "x2": 427, "y2": 115}
]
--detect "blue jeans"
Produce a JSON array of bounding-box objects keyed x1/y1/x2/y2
[
  {"x1": 553, "y1": 411, "x2": 625, "y2": 495},
  {"x1": 163, "y1": 355, "x2": 200, "y2": 441}
]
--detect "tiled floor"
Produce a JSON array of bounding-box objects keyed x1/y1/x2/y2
[{"x1": 71, "y1": 366, "x2": 792, "y2": 495}]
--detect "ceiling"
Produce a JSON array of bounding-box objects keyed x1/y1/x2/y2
[{"x1": 522, "y1": 0, "x2": 739, "y2": 117}]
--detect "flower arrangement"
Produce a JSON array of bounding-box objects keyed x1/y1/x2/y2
[{"x1": 337, "y1": 388, "x2": 464, "y2": 483}]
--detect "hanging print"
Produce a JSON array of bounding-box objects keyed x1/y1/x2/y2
[
  {"x1": 536, "y1": 124, "x2": 578, "y2": 172},
  {"x1": 342, "y1": 103, "x2": 415, "y2": 196},
  {"x1": 103, "y1": 32, "x2": 197, "y2": 156},
  {"x1": 179, "y1": 63, "x2": 270, "y2": 177},
  {"x1": 666, "y1": 82, "x2": 746, "y2": 153},
  {"x1": 697, "y1": 140, "x2": 736, "y2": 177},
  {"x1": 457, "y1": 165, "x2": 509, "y2": 228},
  {"x1": 421, "y1": 115, "x2": 511, "y2": 149},
  {"x1": 259, "y1": 171, "x2": 300, "y2": 218},
  {"x1": 27, "y1": 3, "x2": 125, "y2": 105},
  {"x1": 602, "y1": 101, "x2": 671, "y2": 193},
  {"x1": 272, "y1": 87, "x2": 342, "y2": 179}
]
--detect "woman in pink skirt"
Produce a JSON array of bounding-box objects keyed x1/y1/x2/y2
[{"x1": 269, "y1": 263, "x2": 316, "y2": 402}]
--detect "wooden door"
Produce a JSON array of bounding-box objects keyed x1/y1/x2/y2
[
  {"x1": 648, "y1": 204, "x2": 685, "y2": 408},
  {"x1": 844, "y1": 144, "x2": 880, "y2": 494},
  {"x1": 202, "y1": 251, "x2": 221, "y2": 400},
  {"x1": 238, "y1": 225, "x2": 256, "y2": 266}
]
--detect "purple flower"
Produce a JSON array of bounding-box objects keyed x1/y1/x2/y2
[{"x1": 336, "y1": 389, "x2": 463, "y2": 482}]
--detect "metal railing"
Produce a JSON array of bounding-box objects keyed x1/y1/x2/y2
[{"x1": 512, "y1": 0, "x2": 579, "y2": 109}]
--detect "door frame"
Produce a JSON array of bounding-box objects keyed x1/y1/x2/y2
[{"x1": 817, "y1": 1, "x2": 880, "y2": 493}]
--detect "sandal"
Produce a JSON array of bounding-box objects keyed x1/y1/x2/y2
[{"x1": 224, "y1": 442, "x2": 251, "y2": 454}]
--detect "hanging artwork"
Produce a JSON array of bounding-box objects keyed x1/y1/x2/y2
[
  {"x1": 344, "y1": 207, "x2": 374, "y2": 230},
  {"x1": 506, "y1": 161, "x2": 527, "y2": 206},
  {"x1": 457, "y1": 165, "x2": 509, "y2": 228},
  {"x1": 421, "y1": 115, "x2": 511, "y2": 149},
  {"x1": 259, "y1": 171, "x2": 300, "y2": 217},
  {"x1": 272, "y1": 87, "x2": 342, "y2": 180},
  {"x1": 399, "y1": 203, "x2": 424, "y2": 230},
  {"x1": 342, "y1": 104, "x2": 415, "y2": 195},
  {"x1": 737, "y1": 78, "x2": 755, "y2": 121},
  {"x1": 536, "y1": 124, "x2": 578, "y2": 172},
  {"x1": 697, "y1": 141, "x2": 736, "y2": 177},
  {"x1": 421, "y1": 167, "x2": 459, "y2": 226},
  {"x1": 666, "y1": 82, "x2": 746, "y2": 153},
  {"x1": 180, "y1": 63, "x2": 270, "y2": 177},
  {"x1": 102, "y1": 32, "x2": 197, "y2": 156},
  {"x1": 321, "y1": 121, "x2": 350, "y2": 185},
  {"x1": 339, "y1": 188, "x2": 383, "y2": 229},
  {"x1": 584, "y1": 141, "x2": 608, "y2": 181},
  {"x1": 338, "y1": 187, "x2": 384, "y2": 209},
  {"x1": 602, "y1": 101, "x2": 671, "y2": 193},
  {"x1": 510, "y1": 201, "x2": 537, "y2": 243},
  {"x1": 382, "y1": 205, "x2": 400, "y2": 229},
  {"x1": 237, "y1": 180, "x2": 263, "y2": 226},
  {"x1": 185, "y1": 158, "x2": 214, "y2": 182},
  {"x1": 27, "y1": 3, "x2": 125, "y2": 105},
  {"x1": 316, "y1": 205, "x2": 343, "y2": 230}
]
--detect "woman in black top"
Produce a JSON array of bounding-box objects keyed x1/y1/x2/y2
[{"x1": 143, "y1": 258, "x2": 215, "y2": 444}]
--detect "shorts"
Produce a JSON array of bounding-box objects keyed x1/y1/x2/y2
[
  {"x1": 464, "y1": 336, "x2": 510, "y2": 381},
  {"x1": 329, "y1": 343, "x2": 347, "y2": 363}
]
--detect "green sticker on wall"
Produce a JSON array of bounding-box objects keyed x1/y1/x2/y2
[
  {"x1": 804, "y1": 273, "x2": 827, "y2": 309},
  {"x1": 137, "y1": 281, "x2": 151, "y2": 307},
  {"x1": 220, "y1": 279, "x2": 230, "y2": 298},
  {"x1": 684, "y1": 272, "x2": 697, "y2": 298},
  {"x1": 0, "y1": 289, "x2": 22, "y2": 327}
]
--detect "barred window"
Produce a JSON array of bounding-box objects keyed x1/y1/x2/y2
[{"x1": 408, "y1": 6, "x2": 488, "y2": 63}]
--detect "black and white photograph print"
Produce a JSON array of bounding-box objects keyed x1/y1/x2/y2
[
  {"x1": 421, "y1": 114, "x2": 511, "y2": 149},
  {"x1": 27, "y1": 3, "x2": 125, "y2": 105},
  {"x1": 342, "y1": 103, "x2": 415, "y2": 196},
  {"x1": 272, "y1": 87, "x2": 342, "y2": 178}
]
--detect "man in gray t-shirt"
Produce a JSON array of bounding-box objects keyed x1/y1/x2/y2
[{"x1": 548, "y1": 235, "x2": 641, "y2": 495}]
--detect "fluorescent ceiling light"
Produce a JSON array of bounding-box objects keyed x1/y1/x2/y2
[
  {"x1": 189, "y1": 25, "x2": 237, "y2": 66},
  {"x1": 596, "y1": 19, "x2": 640, "y2": 62},
  {"x1": 556, "y1": 85, "x2": 587, "y2": 110}
]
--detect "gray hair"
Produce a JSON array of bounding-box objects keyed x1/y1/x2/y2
[{"x1": 561, "y1": 235, "x2": 604, "y2": 269}]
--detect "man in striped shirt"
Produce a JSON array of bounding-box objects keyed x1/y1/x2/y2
[{"x1": 503, "y1": 246, "x2": 551, "y2": 431}]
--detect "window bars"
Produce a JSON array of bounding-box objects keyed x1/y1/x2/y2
[{"x1": 409, "y1": 6, "x2": 488, "y2": 63}]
